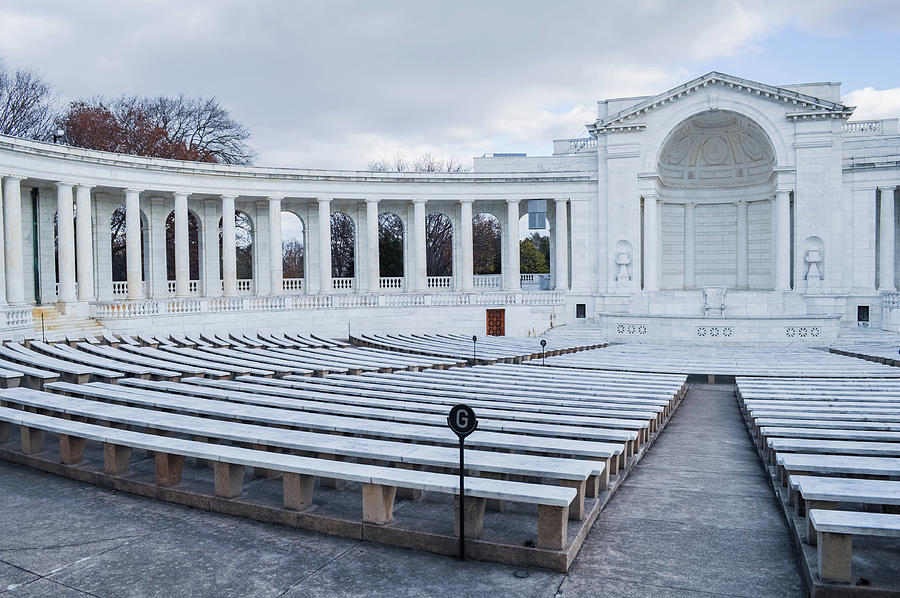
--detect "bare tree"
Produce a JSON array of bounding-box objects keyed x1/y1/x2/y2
[
  {"x1": 426, "y1": 212, "x2": 453, "y2": 276},
  {"x1": 472, "y1": 213, "x2": 501, "y2": 274},
  {"x1": 368, "y1": 152, "x2": 469, "y2": 173},
  {"x1": 60, "y1": 94, "x2": 255, "y2": 164},
  {"x1": 282, "y1": 239, "x2": 304, "y2": 278},
  {"x1": 378, "y1": 212, "x2": 403, "y2": 277},
  {"x1": 0, "y1": 59, "x2": 57, "y2": 140},
  {"x1": 331, "y1": 212, "x2": 355, "y2": 278}
]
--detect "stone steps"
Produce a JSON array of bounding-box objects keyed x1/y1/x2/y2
[{"x1": 32, "y1": 306, "x2": 103, "y2": 336}]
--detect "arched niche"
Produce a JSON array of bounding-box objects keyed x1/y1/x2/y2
[
  {"x1": 378, "y1": 212, "x2": 403, "y2": 278},
  {"x1": 281, "y1": 211, "x2": 305, "y2": 279},
  {"x1": 426, "y1": 212, "x2": 453, "y2": 276},
  {"x1": 331, "y1": 212, "x2": 355, "y2": 278}
]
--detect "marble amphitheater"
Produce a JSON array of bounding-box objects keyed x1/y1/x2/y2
[{"x1": 0, "y1": 72, "x2": 898, "y2": 597}]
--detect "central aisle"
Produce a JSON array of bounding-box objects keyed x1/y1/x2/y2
[{"x1": 559, "y1": 382, "x2": 806, "y2": 597}]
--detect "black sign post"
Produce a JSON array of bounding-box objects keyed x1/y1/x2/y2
[
  {"x1": 447, "y1": 404, "x2": 478, "y2": 561},
  {"x1": 471, "y1": 335, "x2": 477, "y2": 364},
  {"x1": 540, "y1": 339, "x2": 547, "y2": 366}
]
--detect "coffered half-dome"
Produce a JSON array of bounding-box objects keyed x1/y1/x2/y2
[{"x1": 657, "y1": 110, "x2": 775, "y2": 188}]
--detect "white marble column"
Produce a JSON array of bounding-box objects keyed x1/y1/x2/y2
[
  {"x1": 773, "y1": 190, "x2": 791, "y2": 291},
  {"x1": 3, "y1": 177, "x2": 25, "y2": 304},
  {"x1": 879, "y1": 186, "x2": 896, "y2": 292},
  {"x1": 74, "y1": 185, "x2": 94, "y2": 302},
  {"x1": 506, "y1": 199, "x2": 521, "y2": 290},
  {"x1": 366, "y1": 199, "x2": 380, "y2": 292},
  {"x1": 174, "y1": 191, "x2": 189, "y2": 297},
  {"x1": 125, "y1": 189, "x2": 144, "y2": 300},
  {"x1": 55, "y1": 182, "x2": 77, "y2": 303},
  {"x1": 318, "y1": 198, "x2": 332, "y2": 293},
  {"x1": 458, "y1": 200, "x2": 474, "y2": 291},
  {"x1": 412, "y1": 199, "x2": 427, "y2": 292},
  {"x1": 202, "y1": 199, "x2": 221, "y2": 297},
  {"x1": 683, "y1": 203, "x2": 696, "y2": 289},
  {"x1": 268, "y1": 196, "x2": 283, "y2": 295},
  {"x1": 554, "y1": 198, "x2": 569, "y2": 291},
  {"x1": 221, "y1": 195, "x2": 237, "y2": 297},
  {"x1": 643, "y1": 193, "x2": 659, "y2": 292},
  {"x1": 735, "y1": 200, "x2": 749, "y2": 289}
]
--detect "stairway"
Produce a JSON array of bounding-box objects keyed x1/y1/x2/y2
[
  {"x1": 833, "y1": 322, "x2": 900, "y2": 344},
  {"x1": 32, "y1": 305, "x2": 104, "y2": 337}
]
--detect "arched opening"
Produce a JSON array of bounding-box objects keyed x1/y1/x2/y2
[
  {"x1": 331, "y1": 212, "x2": 355, "y2": 278},
  {"x1": 165, "y1": 210, "x2": 201, "y2": 287},
  {"x1": 426, "y1": 212, "x2": 453, "y2": 277},
  {"x1": 110, "y1": 205, "x2": 146, "y2": 284},
  {"x1": 473, "y1": 212, "x2": 501, "y2": 274},
  {"x1": 656, "y1": 110, "x2": 776, "y2": 290},
  {"x1": 218, "y1": 211, "x2": 254, "y2": 285},
  {"x1": 378, "y1": 212, "x2": 403, "y2": 278},
  {"x1": 282, "y1": 211, "x2": 305, "y2": 285}
]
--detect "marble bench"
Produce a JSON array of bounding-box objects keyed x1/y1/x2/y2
[
  {"x1": 808, "y1": 509, "x2": 900, "y2": 584},
  {"x1": 119, "y1": 345, "x2": 264, "y2": 376},
  {"x1": 0, "y1": 343, "x2": 121, "y2": 384},
  {"x1": 30, "y1": 341, "x2": 180, "y2": 381},
  {"x1": 76, "y1": 343, "x2": 227, "y2": 378},
  {"x1": 0, "y1": 404, "x2": 577, "y2": 549},
  {"x1": 790, "y1": 475, "x2": 900, "y2": 545},
  {"x1": 776, "y1": 453, "x2": 900, "y2": 488},
  {"x1": 766, "y1": 438, "x2": 900, "y2": 463}
]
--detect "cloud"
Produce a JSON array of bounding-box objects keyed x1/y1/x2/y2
[
  {"x1": 843, "y1": 87, "x2": 900, "y2": 120},
  {"x1": 0, "y1": 1, "x2": 895, "y2": 169}
]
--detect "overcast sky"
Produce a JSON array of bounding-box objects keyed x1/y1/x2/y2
[{"x1": 1, "y1": 0, "x2": 899, "y2": 170}]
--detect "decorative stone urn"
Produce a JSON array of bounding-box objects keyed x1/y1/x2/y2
[{"x1": 615, "y1": 252, "x2": 631, "y2": 284}]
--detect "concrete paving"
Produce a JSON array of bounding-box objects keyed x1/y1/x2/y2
[{"x1": 0, "y1": 383, "x2": 805, "y2": 597}]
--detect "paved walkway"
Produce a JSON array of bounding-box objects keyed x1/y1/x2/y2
[
  {"x1": 559, "y1": 382, "x2": 805, "y2": 597},
  {"x1": 0, "y1": 383, "x2": 805, "y2": 597}
]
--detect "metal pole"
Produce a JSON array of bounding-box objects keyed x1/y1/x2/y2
[
  {"x1": 472, "y1": 335, "x2": 477, "y2": 364},
  {"x1": 41, "y1": 314, "x2": 45, "y2": 343},
  {"x1": 459, "y1": 435, "x2": 465, "y2": 561}
]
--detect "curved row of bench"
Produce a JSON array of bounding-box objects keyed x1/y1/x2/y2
[
  {"x1": 737, "y1": 377, "x2": 900, "y2": 590},
  {"x1": 0, "y1": 332, "x2": 687, "y2": 569}
]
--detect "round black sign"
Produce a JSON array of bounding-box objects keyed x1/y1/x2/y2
[
  {"x1": 540, "y1": 339, "x2": 547, "y2": 348},
  {"x1": 447, "y1": 404, "x2": 478, "y2": 438}
]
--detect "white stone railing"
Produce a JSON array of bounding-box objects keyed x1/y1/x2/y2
[
  {"x1": 283, "y1": 278, "x2": 304, "y2": 293},
  {"x1": 843, "y1": 120, "x2": 891, "y2": 136},
  {"x1": 427, "y1": 276, "x2": 453, "y2": 289},
  {"x1": 112, "y1": 281, "x2": 128, "y2": 297},
  {"x1": 473, "y1": 274, "x2": 501, "y2": 289},
  {"x1": 166, "y1": 280, "x2": 199, "y2": 295},
  {"x1": 379, "y1": 277, "x2": 404, "y2": 290},
  {"x1": 553, "y1": 136, "x2": 598, "y2": 154},
  {"x1": 332, "y1": 277, "x2": 354, "y2": 292},
  {"x1": 237, "y1": 279, "x2": 252, "y2": 293},
  {"x1": 521, "y1": 272, "x2": 550, "y2": 290},
  {"x1": 5, "y1": 307, "x2": 33, "y2": 328},
  {"x1": 92, "y1": 291, "x2": 564, "y2": 319},
  {"x1": 884, "y1": 291, "x2": 900, "y2": 309},
  {"x1": 54, "y1": 282, "x2": 79, "y2": 297}
]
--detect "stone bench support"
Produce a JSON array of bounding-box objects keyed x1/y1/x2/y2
[
  {"x1": 453, "y1": 495, "x2": 486, "y2": 537},
  {"x1": 557, "y1": 478, "x2": 586, "y2": 520},
  {"x1": 537, "y1": 504, "x2": 569, "y2": 550},
  {"x1": 103, "y1": 443, "x2": 133, "y2": 474},
  {"x1": 0, "y1": 421, "x2": 9, "y2": 444},
  {"x1": 214, "y1": 462, "x2": 245, "y2": 498},
  {"x1": 817, "y1": 531, "x2": 852, "y2": 584},
  {"x1": 362, "y1": 483, "x2": 396, "y2": 525},
  {"x1": 155, "y1": 452, "x2": 185, "y2": 486},
  {"x1": 20, "y1": 425, "x2": 45, "y2": 454},
  {"x1": 59, "y1": 434, "x2": 87, "y2": 464},
  {"x1": 283, "y1": 472, "x2": 316, "y2": 511}
]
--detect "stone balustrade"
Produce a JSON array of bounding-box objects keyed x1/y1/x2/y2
[
  {"x1": 92, "y1": 290, "x2": 563, "y2": 319},
  {"x1": 473, "y1": 274, "x2": 501, "y2": 289},
  {"x1": 426, "y1": 276, "x2": 453, "y2": 290}
]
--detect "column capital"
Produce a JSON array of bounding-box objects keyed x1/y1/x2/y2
[
  {"x1": 554, "y1": 197, "x2": 569, "y2": 205},
  {"x1": 775, "y1": 187, "x2": 792, "y2": 197},
  {"x1": 733, "y1": 200, "x2": 748, "y2": 207},
  {"x1": 505, "y1": 197, "x2": 520, "y2": 205},
  {"x1": 173, "y1": 190, "x2": 189, "y2": 199},
  {"x1": 879, "y1": 185, "x2": 896, "y2": 194},
  {"x1": 267, "y1": 195, "x2": 284, "y2": 203},
  {"x1": 458, "y1": 198, "x2": 475, "y2": 205},
  {"x1": 74, "y1": 183, "x2": 94, "y2": 191},
  {"x1": 2, "y1": 176, "x2": 23, "y2": 183},
  {"x1": 412, "y1": 198, "x2": 428, "y2": 205},
  {"x1": 55, "y1": 181, "x2": 75, "y2": 190},
  {"x1": 124, "y1": 188, "x2": 144, "y2": 195},
  {"x1": 220, "y1": 194, "x2": 237, "y2": 202},
  {"x1": 365, "y1": 197, "x2": 379, "y2": 205},
  {"x1": 684, "y1": 202, "x2": 697, "y2": 209},
  {"x1": 317, "y1": 196, "x2": 332, "y2": 205}
]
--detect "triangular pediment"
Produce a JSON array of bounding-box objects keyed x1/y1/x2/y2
[{"x1": 589, "y1": 72, "x2": 855, "y2": 134}]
